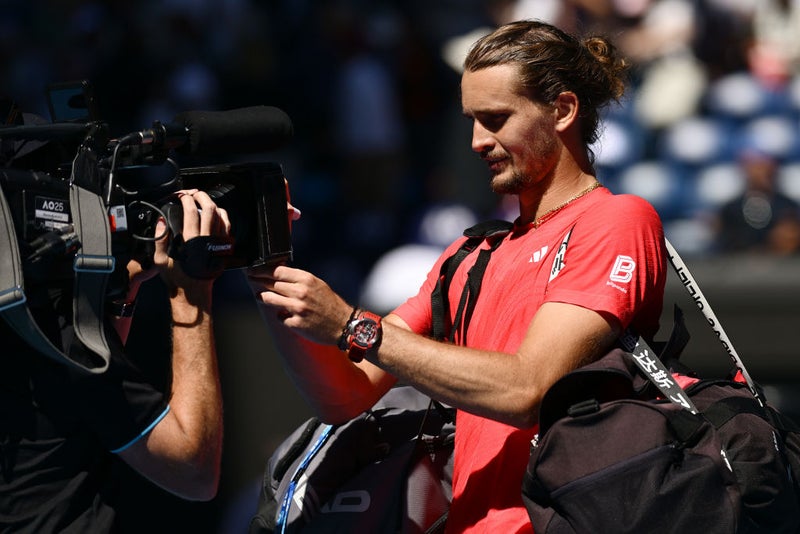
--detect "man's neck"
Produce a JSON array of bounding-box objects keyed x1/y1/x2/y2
[{"x1": 518, "y1": 167, "x2": 597, "y2": 226}]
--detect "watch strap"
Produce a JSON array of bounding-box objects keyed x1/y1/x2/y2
[
  {"x1": 344, "y1": 310, "x2": 382, "y2": 363},
  {"x1": 338, "y1": 305, "x2": 359, "y2": 351}
]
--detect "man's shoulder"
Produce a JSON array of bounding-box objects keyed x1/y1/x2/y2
[
  {"x1": 589, "y1": 188, "x2": 662, "y2": 222},
  {"x1": 565, "y1": 189, "x2": 664, "y2": 242}
]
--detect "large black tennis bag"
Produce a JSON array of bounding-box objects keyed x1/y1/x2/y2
[{"x1": 521, "y1": 347, "x2": 800, "y2": 534}]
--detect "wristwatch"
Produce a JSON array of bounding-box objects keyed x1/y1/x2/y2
[{"x1": 339, "y1": 309, "x2": 382, "y2": 362}]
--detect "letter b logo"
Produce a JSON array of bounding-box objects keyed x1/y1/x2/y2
[{"x1": 610, "y1": 255, "x2": 635, "y2": 283}]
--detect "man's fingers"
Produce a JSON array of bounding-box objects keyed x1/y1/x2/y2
[
  {"x1": 257, "y1": 287, "x2": 293, "y2": 311},
  {"x1": 248, "y1": 268, "x2": 310, "y2": 302}
]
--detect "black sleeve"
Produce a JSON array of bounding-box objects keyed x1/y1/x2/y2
[{"x1": 68, "y1": 319, "x2": 169, "y2": 452}]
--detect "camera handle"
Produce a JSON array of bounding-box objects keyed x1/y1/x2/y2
[{"x1": 0, "y1": 182, "x2": 113, "y2": 374}]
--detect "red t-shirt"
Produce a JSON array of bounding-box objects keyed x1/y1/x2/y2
[{"x1": 394, "y1": 187, "x2": 667, "y2": 533}]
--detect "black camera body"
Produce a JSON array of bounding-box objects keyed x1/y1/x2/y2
[
  {"x1": 178, "y1": 162, "x2": 292, "y2": 269},
  {"x1": 129, "y1": 162, "x2": 293, "y2": 277},
  {"x1": 1, "y1": 81, "x2": 293, "y2": 298}
]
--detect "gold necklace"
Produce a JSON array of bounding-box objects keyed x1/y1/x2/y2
[{"x1": 531, "y1": 181, "x2": 603, "y2": 228}]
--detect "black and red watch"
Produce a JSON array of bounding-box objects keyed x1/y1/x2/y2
[{"x1": 338, "y1": 309, "x2": 382, "y2": 362}]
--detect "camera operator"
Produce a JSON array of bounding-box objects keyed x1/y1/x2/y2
[{"x1": 0, "y1": 189, "x2": 229, "y2": 532}]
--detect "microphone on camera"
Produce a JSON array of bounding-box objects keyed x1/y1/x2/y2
[{"x1": 116, "y1": 105, "x2": 294, "y2": 156}]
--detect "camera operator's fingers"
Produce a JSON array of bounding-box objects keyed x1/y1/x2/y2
[
  {"x1": 216, "y1": 206, "x2": 231, "y2": 237},
  {"x1": 152, "y1": 217, "x2": 170, "y2": 267},
  {"x1": 126, "y1": 257, "x2": 158, "y2": 286},
  {"x1": 189, "y1": 190, "x2": 222, "y2": 237},
  {"x1": 177, "y1": 190, "x2": 201, "y2": 239}
]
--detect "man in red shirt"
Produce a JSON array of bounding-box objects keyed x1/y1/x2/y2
[{"x1": 248, "y1": 20, "x2": 667, "y2": 533}]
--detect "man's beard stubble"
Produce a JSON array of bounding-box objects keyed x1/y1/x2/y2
[{"x1": 490, "y1": 170, "x2": 528, "y2": 195}]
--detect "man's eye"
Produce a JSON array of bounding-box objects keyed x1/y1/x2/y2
[{"x1": 480, "y1": 114, "x2": 507, "y2": 132}]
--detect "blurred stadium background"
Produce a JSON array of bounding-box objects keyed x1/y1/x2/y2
[{"x1": 3, "y1": 1, "x2": 800, "y2": 531}]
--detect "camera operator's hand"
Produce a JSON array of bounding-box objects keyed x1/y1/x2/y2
[
  {"x1": 154, "y1": 190, "x2": 231, "y2": 310},
  {"x1": 110, "y1": 257, "x2": 161, "y2": 344},
  {"x1": 114, "y1": 189, "x2": 231, "y2": 323},
  {"x1": 126, "y1": 257, "x2": 158, "y2": 289},
  {"x1": 153, "y1": 189, "x2": 231, "y2": 284}
]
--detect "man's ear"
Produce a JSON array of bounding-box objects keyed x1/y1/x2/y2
[{"x1": 553, "y1": 91, "x2": 579, "y2": 132}]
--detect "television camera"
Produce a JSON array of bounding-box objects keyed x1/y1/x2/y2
[{"x1": 0, "y1": 80, "x2": 294, "y2": 373}]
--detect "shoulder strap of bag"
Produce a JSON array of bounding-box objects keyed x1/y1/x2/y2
[
  {"x1": 617, "y1": 237, "x2": 764, "y2": 414},
  {"x1": 663, "y1": 238, "x2": 763, "y2": 406},
  {"x1": 535, "y1": 221, "x2": 700, "y2": 414},
  {"x1": 0, "y1": 152, "x2": 113, "y2": 374},
  {"x1": 430, "y1": 220, "x2": 512, "y2": 342},
  {"x1": 275, "y1": 423, "x2": 335, "y2": 532},
  {"x1": 69, "y1": 180, "x2": 114, "y2": 369}
]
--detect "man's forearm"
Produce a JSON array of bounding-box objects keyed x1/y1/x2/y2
[{"x1": 259, "y1": 304, "x2": 392, "y2": 423}]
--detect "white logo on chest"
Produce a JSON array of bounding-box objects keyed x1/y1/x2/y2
[
  {"x1": 529, "y1": 246, "x2": 549, "y2": 263},
  {"x1": 549, "y1": 229, "x2": 573, "y2": 282}
]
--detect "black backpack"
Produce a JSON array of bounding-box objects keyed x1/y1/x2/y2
[{"x1": 248, "y1": 385, "x2": 455, "y2": 534}]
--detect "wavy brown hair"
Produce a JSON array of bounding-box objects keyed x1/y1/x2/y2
[{"x1": 463, "y1": 20, "x2": 629, "y2": 156}]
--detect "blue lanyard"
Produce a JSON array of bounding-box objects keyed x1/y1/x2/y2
[{"x1": 276, "y1": 424, "x2": 335, "y2": 533}]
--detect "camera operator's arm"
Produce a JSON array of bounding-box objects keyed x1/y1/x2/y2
[
  {"x1": 117, "y1": 190, "x2": 229, "y2": 501},
  {"x1": 110, "y1": 260, "x2": 157, "y2": 345}
]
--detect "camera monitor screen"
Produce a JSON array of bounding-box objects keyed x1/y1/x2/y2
[
  {"x1": 46, "y1": 80, "x2": 98, "y2": 123},
  {"x1": 178, "y1": 162, "x2": 293, "y2": 269}
]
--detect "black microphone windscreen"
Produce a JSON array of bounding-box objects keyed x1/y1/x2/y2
[{"x1": 173, "y1": 106, "x2": 293, "y2": 156}]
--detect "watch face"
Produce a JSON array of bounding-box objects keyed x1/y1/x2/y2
[{"x1": 352, "y1": 318, "x2": 379, "y2": 348}]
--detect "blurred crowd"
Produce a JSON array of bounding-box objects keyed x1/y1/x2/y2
[
  {"x1": 3, "y1": 2, "x2": 800, "y2": 531},
  {"x1": 3, "y1": 0, "x2": 800, "y2": 303}
]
